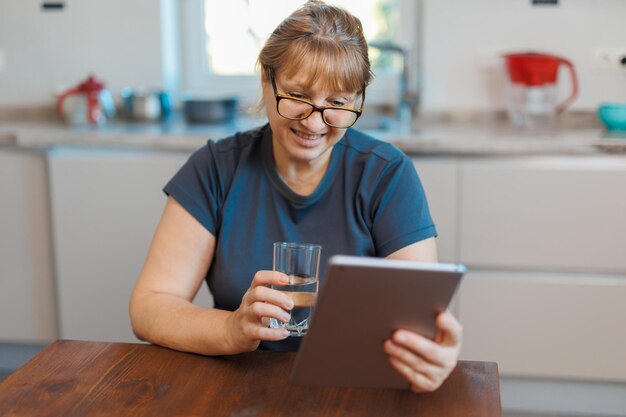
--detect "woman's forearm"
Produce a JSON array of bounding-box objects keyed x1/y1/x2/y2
[{"x1": 130, "y1": 291, "x2": 239, "y2": 356}]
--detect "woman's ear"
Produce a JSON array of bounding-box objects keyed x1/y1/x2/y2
[{"x1": 260, "y1": 67, "x2": 268, "y2": 83}]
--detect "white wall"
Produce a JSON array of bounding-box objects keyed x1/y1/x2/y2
[
  {"x1": 0, "y1": 0, "x2": 164, "y2": 106},
  {"x1": 1, "y1": 0, "x2": 625, "y2": 111},
  {"x1": 421, "y1": 0, "x2": 626, "y2": 112}
]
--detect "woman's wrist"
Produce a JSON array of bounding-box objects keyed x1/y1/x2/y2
[{"x1": 223, "y1": 310, "x2": 260, "y2": 354}]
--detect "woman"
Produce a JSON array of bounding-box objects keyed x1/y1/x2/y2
[{"x1": 130, "y1": 0, "x2": 461, "y2": 393}]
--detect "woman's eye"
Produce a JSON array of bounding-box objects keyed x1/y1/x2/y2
[
  {"x1": 289, "y1": 92, "x2": 306, "y2": 99},
  {"x1": 330, "y1": 100, "x2": 347, "y2": 107}
]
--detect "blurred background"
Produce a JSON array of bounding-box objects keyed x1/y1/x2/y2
[{"x1": 1, "y1": 0, "x2": 625, "y2": 112}]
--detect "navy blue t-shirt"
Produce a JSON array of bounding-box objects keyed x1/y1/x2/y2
[{"x1": 164, "y1": 124, "x2": 436, "y2": 351}]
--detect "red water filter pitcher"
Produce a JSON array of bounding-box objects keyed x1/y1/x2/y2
[{"x1": 503, "y1": 52, "x2": 578, "y2": 129}]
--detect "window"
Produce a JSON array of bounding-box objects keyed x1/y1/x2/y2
[{"x1": 179, "y1": 0, "x2": 420, "y2": 107}]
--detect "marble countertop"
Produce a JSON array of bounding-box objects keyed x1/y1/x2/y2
[{"x1": 1, "y1": 113, "x2": 625, "y2": 157}]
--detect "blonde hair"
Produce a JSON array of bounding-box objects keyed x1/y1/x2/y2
[{"x1": 257, "y1": 0, "x2": 373, "y2": 94}]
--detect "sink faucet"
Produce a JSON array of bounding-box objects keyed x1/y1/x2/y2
[{"x1": 368, "y1": 41, "x2": 418, "y2": 132}]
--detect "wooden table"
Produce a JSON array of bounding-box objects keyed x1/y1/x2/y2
[{"x1": 0, "y1": 340, "x2": 502, "y2": 416}]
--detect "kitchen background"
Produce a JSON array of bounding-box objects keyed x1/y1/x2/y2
[
  {"x1": 1, "y1": 0, "x2": 625, "y2": 110},
  {"x1": 1, "y1": 1, "x2": 626, "y2": 417}
]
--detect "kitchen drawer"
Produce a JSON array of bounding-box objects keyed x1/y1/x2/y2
[
  {"x1": 412, "y1": 158, "x2": 459, "y2": 263},
  {"x1": 459, "y1": 157, "x2": 626, "y2": 272},
  {"x1": 459, "y1": 269, "x2": 626, "y2": 381}
]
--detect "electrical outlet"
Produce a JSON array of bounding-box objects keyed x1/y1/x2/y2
[{"x1": 594, "y1": 47, "x2": 626, "y2": 71}]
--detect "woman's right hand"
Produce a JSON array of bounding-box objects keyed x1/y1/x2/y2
[{"x1": 225, "y1": 270, "x2": 294, "y2": 352}]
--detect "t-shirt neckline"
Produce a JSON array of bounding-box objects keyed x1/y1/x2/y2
[{"x1": 261, "y1": 124, "x2": 343, "y2": 207}]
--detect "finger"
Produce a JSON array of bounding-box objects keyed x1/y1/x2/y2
[
  {"x1": 388, "y1": 357, "x2": 439, "y2": 393},
  {"x1": 247, "y1": 285, "x2": 294, "y2": 310},
  {"x1": 249, "y1": 301, "x2": 291, "y2": 323},
  {"x1": 384, "y1": 340, "x2": 440, "y2": 376},
  {"x1": 435, "y1": 310, "x2": 463, "y2": 346},
  {"x1": 246, "y1": 324, "x2": 290, "y2": 341},
  {"x1": 392, "y1": 330, "x2": 447, "y2": 367},
  {"x1": 250, "y1": 270, "x2": 289, "y2": 288}
]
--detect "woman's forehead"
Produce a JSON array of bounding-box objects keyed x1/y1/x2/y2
[{"x1": 279, "y1": 69, "x2": 344, "y2": 92}]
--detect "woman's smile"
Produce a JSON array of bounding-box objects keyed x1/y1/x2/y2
[{"x1": 290, "y1": 127, "x2": 326, "y2": 148}]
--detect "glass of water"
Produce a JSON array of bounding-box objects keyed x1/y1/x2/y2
[{"x1": 269, "y1": 242, "x2": 322, "y2": 336}]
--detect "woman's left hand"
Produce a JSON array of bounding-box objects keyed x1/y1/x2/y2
[{"x1": 383, "y1": 309, "x2": 462, "y2": 393}]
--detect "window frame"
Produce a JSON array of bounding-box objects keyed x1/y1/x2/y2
[{"x1": 177, "y1": 0, "x2": 421, "y2": 108}]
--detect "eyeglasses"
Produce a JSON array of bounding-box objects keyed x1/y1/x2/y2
[{"x1": 268, "y1": 68, "x2": 365, "y2": 129}]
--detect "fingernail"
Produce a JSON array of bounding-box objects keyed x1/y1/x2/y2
[
  {"x1": 282, "y1": 313, "x2": 291, "y2": 322},
  {"x1": 280, "y1": 274, "x2": 289, "y2": 284},
  {"x1": 395, "y1": 332, "x2": 407, "y2": 343},
  {"x1": 286, "y1": 300, "x2": 294, "y2": 310},
  {"x1": 279, "y1": 329, "x2": 290, "y2": 339}
]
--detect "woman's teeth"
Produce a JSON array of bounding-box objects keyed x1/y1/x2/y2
[{"x1": 293, "y1": 129, "x2": 323, "y2": 141}]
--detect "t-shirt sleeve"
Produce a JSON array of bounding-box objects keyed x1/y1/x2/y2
[
  {"x1": 163, "y1": 143, "x2": 222, "y2": 235},
  {"x1": 370, "y1": 154, "x2": 437, "y2": 257}
]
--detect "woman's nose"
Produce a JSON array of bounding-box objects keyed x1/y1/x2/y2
[{"x1": 300, "y1": 108, "x2": 327, "y2": 131}]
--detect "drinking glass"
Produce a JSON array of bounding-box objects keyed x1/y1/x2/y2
[{"x1": 269, "y1": 242, "x2": 321, "y2": 336}]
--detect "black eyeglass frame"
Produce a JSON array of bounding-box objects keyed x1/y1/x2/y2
[{"x1": 267, "y1": 68, "x2": 366, "y2": 129}]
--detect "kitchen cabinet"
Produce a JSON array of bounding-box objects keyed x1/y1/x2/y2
[
  {"x1": 412, "y1": 157, "x2": 459, "y2": 263},
  {"x1": 0, "y1": 148, "x2": 57, "y2": 343},
  {"x1": 456, "y1": 156, "x2": 626, "y2": 382},
  {"x1": 459, "y1": 157, "x2": 626, "y2": 272},
  {"x1": 459, "y1": 270, "x2": 626, "y2": 381},
  {"x1": 47, "y1": 147, "x2": 213, "y2": 343}
]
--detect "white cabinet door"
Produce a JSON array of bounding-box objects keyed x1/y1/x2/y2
[
  {"x1": 48, "y1": 147, "x2": 213, "y2": 343},
  {"x1": 0, "y1": 149, "x2": 57, "y2": 342},
  {"x1": 412, "y1": 158, "x2": 458, "y2": 263},
  {"x1": 460, "y1": 157, "x2": 626, "y2": 272},
  {"x1": 459, "y1": 269, "x2": 626, "y2": 381}
]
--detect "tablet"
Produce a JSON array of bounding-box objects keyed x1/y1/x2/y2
[{"x1": 290, "y1": 255, "x2": 466, "y2": 389}]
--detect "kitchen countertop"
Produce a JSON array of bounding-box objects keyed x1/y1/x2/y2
[{"x1": 1, "y1": 113, "x2": 625, "y2": 156}]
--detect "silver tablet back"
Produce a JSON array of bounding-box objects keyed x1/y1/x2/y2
[{"x1": 290, "y1": 255, "x2": 465, "y2": 389}]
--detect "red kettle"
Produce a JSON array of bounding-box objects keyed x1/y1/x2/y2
[
  {"x1": 56, "y1": 75, "x2": 108, "y2": 124},
  {"x1": 503, "y1": 52, "x2": 578, "y2": 129}
]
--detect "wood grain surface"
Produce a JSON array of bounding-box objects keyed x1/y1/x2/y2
[{"x1": 0, "y1": 340, "x2": 502, "y2": 417}]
